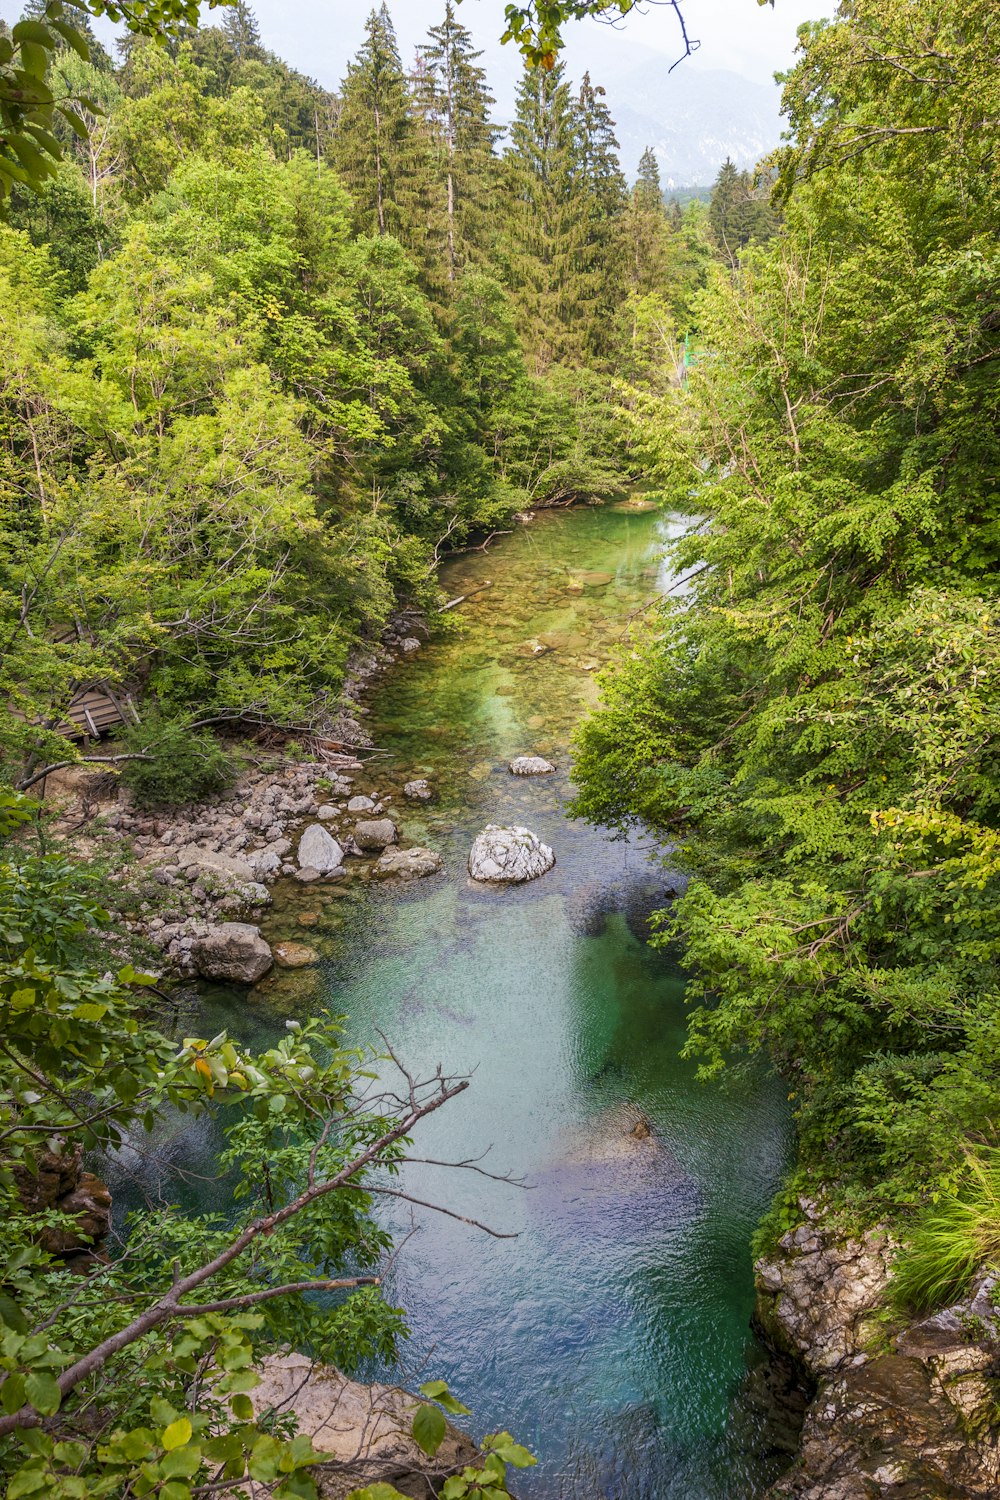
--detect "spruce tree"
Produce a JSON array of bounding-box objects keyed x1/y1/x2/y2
[
  {"x1": 500, "y1": 61, "x2": 590, "y2": 372},
  {"x1": 573, "y1": 71, "x2": 627, "y2": 359},
  {"x1": 333, "y1": 5, "x2": 437, "y2": 257},
  {"x1": 622, "y1": 145, "x2": 669, "y2": 296},
  {"x1": 221, "y1": 0, "x2": 263, "y2": 62},
  {"x1": 413, "y1": 1, "x2": 499, "y2": 283}
]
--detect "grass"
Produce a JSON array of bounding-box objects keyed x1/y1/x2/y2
[{"x1": 891, "y1": 1151, "x2": 1000, "y2": 1314}]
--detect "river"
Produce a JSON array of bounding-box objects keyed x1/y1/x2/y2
[{"x1": 189, "y1": 502, "x2": 794, "y2": 1497}]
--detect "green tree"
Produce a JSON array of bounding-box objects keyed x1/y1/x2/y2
[
  {"x1": 332, "y1": 6, "x2": 438, "y2": 257},
  {"x1": 574, "y1": 0, "x2": 1000, "y2": 1224},
  {"x1": 412, "y1": 0, "x2": 498, "y2": 284},
  {"x1": 499, "y1": 60, "x2": 589, "y2": 371}
]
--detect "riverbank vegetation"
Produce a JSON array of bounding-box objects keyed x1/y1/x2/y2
[
  {"x1": 573, "y1": 0, "x2": 1000, "y2": 1267},
  {"x1": 0, "y1": 0, "x2": 720, "y2": 798},
  {"x1": 0, "y1": 1, "x2": 742, "y2": 1493}
]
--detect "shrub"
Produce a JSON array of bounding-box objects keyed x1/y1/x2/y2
[{"x1": 117, "y1": 713, "x2": 235, "y2": 807}]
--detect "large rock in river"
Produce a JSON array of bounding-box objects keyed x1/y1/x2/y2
[
  {"x1": 374, "y1": 846, "x2": 443, "y2": 880},
  {"x1": 297, "y1": 823, "x2": 344, "y2": 874},
  {"x1": 192, "y1": 922, "x2": 273, "y2": 983},
  {"x1": 468, "y1": 825, "x2": 555, "y2": 883},
  {"x1": 247, "y1": 1351, "x2": 477, "y2": 1499},
  {"x1": 509, "y1": 755, "x2": 555, "y2": 776},
  {"x1": 354, "y1": 817, "x2": 398, "y2": 851}
]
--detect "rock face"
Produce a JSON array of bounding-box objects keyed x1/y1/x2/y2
[
  {"x1": 758, "y1": 1198, "x2": 1000, "y2": 1498},
  {"x1": 297, "y1": 823, "x2": 344, "y2": 875},
  {"x1": 509, "y1": 755, "x2": 555, "y2": 776},
  {"x1": 13, "y1": 1146, "x2": 112, "y2": 1259},
  {"x1": 403, "y1": 779, "x2": 433, "y2": 801},
  {"x1": 354, "y1": 817, "x2": 398, "y2": 851},
  {"x1": 248, "y1": 1352, "x2": 477, "y2": 1500},
  {"x1": 192, "y1": 922, "x2": 273, "y2": 983},
  {"x1": 468, "y1": 825, "x2": 555, "y2": 883},
  {"x1": 374, "y1": 846, "x2": 443, "y2": 880}
]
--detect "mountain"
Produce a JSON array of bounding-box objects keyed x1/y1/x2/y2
[
  {"x1": 484, "y1": 32, "x2": 787, "y2": 189},
  {"x1": 604, "y1": 63, "x2": 785, "y2": 187}
]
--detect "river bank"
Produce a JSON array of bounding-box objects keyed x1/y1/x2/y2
[{"x1": 39, "y1": 502, "x2": 818, "y2": 1497}]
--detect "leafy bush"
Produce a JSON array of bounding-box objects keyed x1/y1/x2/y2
[
  {"x1": 117, "y1": 714, "x2": 235, "y2": 807},
  {"x1": 891, "y1": 1154, "x2": 1000, "y2": 1313}
]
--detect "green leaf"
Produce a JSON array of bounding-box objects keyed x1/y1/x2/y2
[
  {"x1": 161, "y1": 1416, "x2": 193, "y2": 1450},
  {"x1": 491, "y1": 1440, "x2": 536, "y2": 1468},
  {"x1": 12, "y1": 19, "x2": 57, "y2": 47},
  {"x1": 47, "y1": 18, "x2": 90, "y2": 58},
  {"x1": 7, "y1": 1467, "x2": 49, "y2": 1499},
  {"x1": 1, "y1": 1373, "x2": 26, "y2": 1413},
  {"x1": 25, "y1": 1370, "x2": 61, "y2": 1416},
  {"x1": 411, "y1": 1402, "x2": 446, "y2": 1458},
  {"x1": 230, "y1": 1393, "x2": 254, "y2": 1420},
  {"x1": 0, "y1": 1294, "x2": 28, "y2": 1334}
]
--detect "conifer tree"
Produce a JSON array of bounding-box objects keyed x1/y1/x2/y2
[
  {"x1": 708, "y1": 156, "x2": 778, "y2": 263},
  {"x1": 573, "y1": 71, "x2": 627, "y2": 358},
  {"x1": 413, "y1": 1, "x2": 499, "y2": 283},
  {"x1": 221, "y1": 0, "x2": 263, "y2": 62},
  {"x1": 333, "y1": 5, "x2": 437, "y2": 259},
  {"x1": 500, "y1": 61, "x2": 591, "y2": 372},
  {"x1": 622, "y1": 146, "x2": 669, "y2": 296}
]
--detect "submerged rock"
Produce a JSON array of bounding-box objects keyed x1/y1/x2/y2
[
  {"x1": 403, "y1": 778, "x2": 433, "y2": 801},
  {"x1": 354, "y1": 817, "x2": 398, "y2": 851},
  {"x1": 247, "y1": 1352, "x2": 477, "y2": 1499},
  {"x1": 273, "y1": 940, "x2": 319, "y2": 968},
  {"x1": 347, "y1": 794, "x2": 376, "y2": 813},
  {"x1": 509, "y1": 755, "x2": 555, "y2": 776},
  {"x1": 192, "y1": 922, "x2": 272, "y2": 983},
  {"x1": 468, "y1": 825, "x2": 555, "y2": 883},
  {"x1": 374, "y1": 846, "x2": 443, "y2": 880},
  {"x1": 297, "y1": 823, "x2": 344, "y2": 874}
]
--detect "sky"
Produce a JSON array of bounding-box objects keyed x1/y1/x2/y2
[
  {"x1": 231, "y1": 0, "x2": 832, "y2": 101},
  {"x1": 0, "y1": 0, "x2": 833, "y2": 97}
]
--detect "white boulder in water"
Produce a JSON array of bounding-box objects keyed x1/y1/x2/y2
[
  {"x1": 468, "y1": 825, "x2": 555, "y2": 883},
  {"x1": 509, "y1": 755, "x2": 555, "y2": 776}
]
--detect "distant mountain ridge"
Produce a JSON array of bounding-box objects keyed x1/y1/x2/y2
[
  {"x1": 486, "y1": 40, "x2": 788, "y2": 189},
  {"x1": 608, "y1": 63, "x2": 786, "y2": 187}
]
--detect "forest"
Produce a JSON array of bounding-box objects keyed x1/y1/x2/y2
[{"x1": 1, "y1": 0, "x2": 998, "y2": 1495}]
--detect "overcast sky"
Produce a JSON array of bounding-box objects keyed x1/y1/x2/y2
[
  {"x1": 235, "y1": 0, "x2": 832, "y2": 96},
  {"x1": 0, "y1": 0, "x2": 834, "y2": 91}
]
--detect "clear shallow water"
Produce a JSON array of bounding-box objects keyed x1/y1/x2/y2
[{"x1": 147, "y1": 506, "x2": 795, "y2": 1496}]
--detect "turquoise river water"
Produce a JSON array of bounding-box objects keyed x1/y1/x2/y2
[{"x1": 146, "y1": 504, "x2": 795, "y2": 1497}]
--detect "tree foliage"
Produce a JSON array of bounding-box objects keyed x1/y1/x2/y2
[{"x1": 573, "y1": 0, "x2": 1000, "y2": 1221}]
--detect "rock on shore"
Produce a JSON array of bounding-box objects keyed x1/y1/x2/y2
[
  {"x1": 757, "y1": 1197, "x2": 1000, "y2": 1498},
  {"x1": 192, "y1": 922, "x2": 273, "y2": 983},
  {"x1": 374, "y1": 846, "x2": 443, "y2": 880},
  {"x1": 297, "y1": 823, "x2": 344, "y2": 874},
  {"x1": 468, "y1": 825, "x2": 555, "y2": 882},
  {"x1": 247, "y1": 1351, "x2": 477, "y2": 1499}
]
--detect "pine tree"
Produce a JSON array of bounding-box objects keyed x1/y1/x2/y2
[
  {"x1": 500, "y1": 61, "x2": 592, "y2": 372},
  {"x1": 333, "y1": 5, "x2": 437, "y2": 255},
  {"x1": 412, "y1": 1, "x2": 499, "y2": 283}
]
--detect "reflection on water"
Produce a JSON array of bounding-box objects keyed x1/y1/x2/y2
[{"x1": 132, "y1": 505, "x2": 795, "y2": 1497}]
